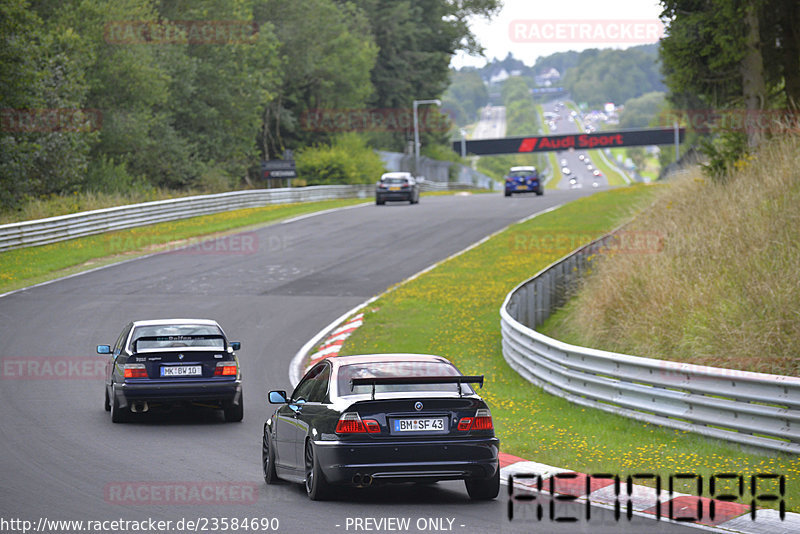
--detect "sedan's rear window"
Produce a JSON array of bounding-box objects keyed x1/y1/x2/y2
[
  {"x1": 130, "y1": 324, "x2": 224, "y2": 350},
  {"x1": 509, "y1": 170, "x2": 538, "y2": 179},
  {"x1": 337, "y1": 361, "x2": 472, "y2": 396},
  {"x1": 381, "y1": 178, "x2": 408, "y2": 184}
]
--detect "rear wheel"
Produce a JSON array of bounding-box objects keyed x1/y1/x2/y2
[
  {"x1": 104, "y1": 387, "x2": 111, "y2": 412},
  {"x1": 110, "y1": 385, "x2": 128, "y2": 423},
  {"x1": 304, "y1": 441, "x2": 331, "y2": 501},
  {"x1": 262, "y1": 427, "x2": 278, "y2": 484},
  {"x1": 465, "y1": 467, "x2": 500, "y2": 500},
  {"x1": 224, "y1": 396, "x2": 243, "y2": 422},
  {"x1": 504, "y1": 190, "x2": 511, "y2": 197}
]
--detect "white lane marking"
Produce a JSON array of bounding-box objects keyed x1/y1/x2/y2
[
  {"x1": 281, "y1": 202, "x2": 369, "y2": 225},
  {"x1": 0, "y1": 203, "x2": 373, "y2": 300},
  {"x1": 289, "y1": 202, "x2": 565, "y2": 385}
]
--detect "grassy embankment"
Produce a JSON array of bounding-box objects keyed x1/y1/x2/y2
[
  {"x1": 541, "y1": 135, "x2": 800, "y2": 377},
  {"x1": 338, "y1": 179, "x2": 799, "y2": 510}
]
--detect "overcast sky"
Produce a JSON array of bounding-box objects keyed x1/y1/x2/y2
[{"x1": 452, "y1": 0, "x2": 664, "y2": 69}]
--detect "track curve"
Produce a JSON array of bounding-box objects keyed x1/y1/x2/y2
[{"x1": 0, "y1": 191, "x2": 695, "y2": 533}]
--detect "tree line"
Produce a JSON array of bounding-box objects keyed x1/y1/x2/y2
[{"x1": 0, "y1": 0, "x2": 499, "y2": 210}]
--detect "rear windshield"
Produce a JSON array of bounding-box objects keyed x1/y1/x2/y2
[
  {"x1": 509, "y1": 169, "x2": 538, "y2": 179},
  {"x1": 337, "y1": 360, "x2": 473, "y2": 396},
  {"x1": 130, "y1": 324, "x2": 224, "y2": 351},
  {"x1": 381, "y1": 177, "x2": 409, "y2": 184}
]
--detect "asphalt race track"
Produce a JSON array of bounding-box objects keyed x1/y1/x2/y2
[{"x1": 0, "y1": 192, "x2": 698, "y2": 533}]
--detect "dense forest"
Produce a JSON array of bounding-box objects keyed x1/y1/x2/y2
[{"x1": 0, "y1": 0, "x2": 499, "y2": 210}]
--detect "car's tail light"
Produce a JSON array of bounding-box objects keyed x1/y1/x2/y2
[
  {"x1": 214, "y1": 362, "x2": 237, "y2": 376},
  {"x1": 458, "y1": 409, "x2": 493, "y2": 431},
  {"x1": 363, "y1": 419, "x2": 381, "y2": 433},
  {"x1": 336, "y1": 412, "x2": 380, "y2": 433},
  {"x1": 123, "y1": 363, "x2": 147, "y2": 378},
  {"x1": 472, "y1": 408, "x2": 494, "y2": 430}
]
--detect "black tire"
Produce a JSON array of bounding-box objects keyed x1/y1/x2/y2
[
  {"x1": 110, "y1": 385, "x2": 128, "y2": 423},
  {"x1": 465, "y1": 467, "x2": 500, "y2": 500},
  {"x1": 504, "y1": 191, "x2": 511, "y2": 197},
  {"x1": 536, "y1": 188, "x2": 544, "y2": 196},
  {"x1": 262, "y1": 426, "x2": 279, "y2": 484},
  {"x1": 104, "y1": 387, "x2": 111, "y2": 412},
  {"x1": 224, "y1": 396, "x2": 244, "y2": 422},
  {"x1": 304, "y1": 441, "x2": 331, "y2": 501}
]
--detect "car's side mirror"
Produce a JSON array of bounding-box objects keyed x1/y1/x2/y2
[
  {"x1": 230, "y1": 341, "x2": 241, "y2": 351},
  {"x1": 269, "y1": 390, "x2": 287, "y2": 404},
  {"x1": 97, "y1": 345, "x2": 111, "y2": 354}
]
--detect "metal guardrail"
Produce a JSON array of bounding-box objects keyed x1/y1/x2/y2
[
  {"x1": 500, "y1": 231, "x2": 800, "y2": 454},
  {"x1": 0, "y1": 181, "x2": 488, "y2": 252},
  {"x1": 0, "y1": 185, "x2": 377, "y2": 251}
]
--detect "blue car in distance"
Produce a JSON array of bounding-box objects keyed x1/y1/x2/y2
[{"x1": 504, "y1": 166, "x2": 543, "y2": 197}]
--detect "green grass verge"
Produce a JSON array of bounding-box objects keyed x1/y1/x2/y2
[
  {"x1": 338, "y1": 185, "x2": 799, "y2": 511},
  {"x1": 0, "y1": 198, "x2": 368, "y2": 294}
]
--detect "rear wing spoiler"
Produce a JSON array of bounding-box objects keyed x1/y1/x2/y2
[
  {"x1": 132, "y1": 334, "x2": 226, "y2": 353},
  {"x1": 350, "y1": 375, "x2": 484, "y2": 399}
]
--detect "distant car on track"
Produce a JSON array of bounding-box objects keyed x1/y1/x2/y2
[
  {"x1": 263, "y1": 353, "x2": 500, "y2": 501},
  {"x1": 375, "y1": 172, "x2": 419, "y2": 205},
  {"x1": 504, "y1": 166, "x2": 543, "y2": 197},
  {"x1": 97, "y1": 319, "x2": 242, "y2": 423}
]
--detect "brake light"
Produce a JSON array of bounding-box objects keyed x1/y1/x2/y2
[
  {"x1": 335, "y1": 412, "x2": 380, "y2": 433},
  {"x1": 472, "y1": 408, "x2": 494, "y2": 430},
  {"x1": 458, "y1": 409, "x2": 493, "y2": 431},
  {"x1": 214, "y1": 362, "x2": 237, "y2": 376},
  {"x1": 123, "y1": 363, "x2": 147, "y2": 378}
]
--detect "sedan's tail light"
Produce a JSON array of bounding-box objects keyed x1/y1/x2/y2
[
  {"x1": 336, "y1": 412, "x2": 380, "y2": 433},
  {"x1": 214, "y1": 361, "x2": 238, "y2": 376},
  {"x1": 458, "y1": 408, "x2": 493, "y2": 431},
  {"x1": 123, "y1": 363, "x2": 147, "y2": 378}
]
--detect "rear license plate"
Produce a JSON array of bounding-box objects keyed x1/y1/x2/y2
[
  {"x1": 160, "y1": 365, "x2": 202, "y2": 377},
  {"x1": 389, "y1": 187, "x2": 401, "y2": 191},
  {"x1": 517, "y1": 185, "x2": 528, "y2": 190},
  {"x1": 393, "y1": 417, "x2": 446, "y2": 432}
]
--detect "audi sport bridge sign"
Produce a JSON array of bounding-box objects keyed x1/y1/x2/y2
[{"x1": 452, "y1": 127, "x2": 684, "y2": 155}]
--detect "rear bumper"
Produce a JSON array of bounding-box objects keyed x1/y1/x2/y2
[
  {"x1": 312, "y1": 436, "x2": 499, "y2": 485},
  {"x1": 115, "y1": 379, "x2": 242, "y2": 407},
  {"x1": 376, "y1": 191, "x2": 414, "y2": 201},
  {"x1": 506, "y1": 184, "x2": 540, "y2": 193}
]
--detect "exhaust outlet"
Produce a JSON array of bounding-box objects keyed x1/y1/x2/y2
[
  {"x1": 352, "y1": 474, "x2": 362, "y2": 485},
  {"x1": 131, "y1": 401, "x2": 149, "y2": 413},
  {"x1": 362, "y1": 475, "x2": 372, "y2": 486}
]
